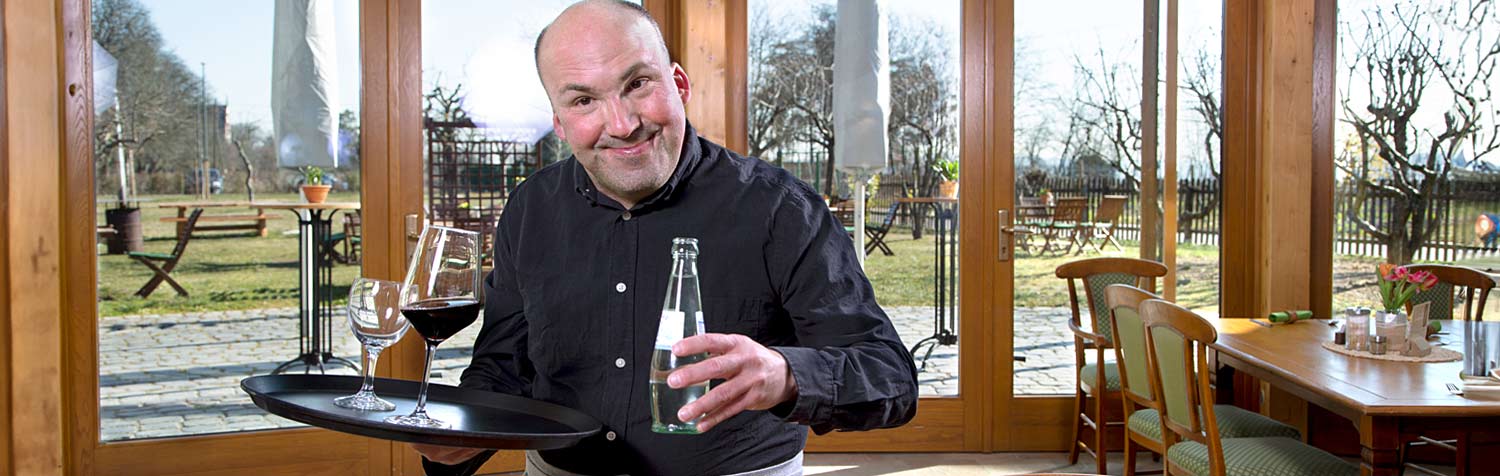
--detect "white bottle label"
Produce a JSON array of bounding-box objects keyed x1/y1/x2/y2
[
  {"x1": 695, "y1": 311, "x2": 705, "y2": 335},
  {"x1": 655, "y1": 310, "x2": 685, "y2": 350}
]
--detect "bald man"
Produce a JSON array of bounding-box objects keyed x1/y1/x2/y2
[{"x1": 414, "y1": 2, "x2": 917, "y2": 475}]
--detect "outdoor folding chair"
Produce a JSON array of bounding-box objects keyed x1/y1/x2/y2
[
  {"x1": 865, "y1": 202, "x2": 901, "y2": 256},
  {"x1": 1044, "y1": 197, "x2": 1089, "y2": 255},
  {"x1": 128, "y1": 209, "x2": 204, "y2": 298},
  {"x1": 325, "y1": 211, "x2": 362, "y2": 265},
  {"x1": 1087, "y1": 195, "x2": 1128, "y2": 252}
]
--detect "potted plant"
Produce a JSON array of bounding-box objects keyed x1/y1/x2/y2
[
  {"x1": 934, "y1": 159, "x2": 959, "y2": 198},
  {"x1": 1039, "y1": 187, "x2": 1055, "y2": 206},
  {"x1": 301, "y1": 166, "x2": 332, "y2": 204},
  {"x1": 1373, "y1": 263, "x2": 1438, "y2": 351}
]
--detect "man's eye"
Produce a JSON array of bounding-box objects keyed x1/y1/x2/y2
[
  {"x1": 628, "y1": 78, "x2": 648, "y2": 91},
  {"x1": 573, "y1": 97, "x2": 593, "y2": 107}
]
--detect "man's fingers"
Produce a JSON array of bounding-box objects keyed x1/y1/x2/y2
[
  {"x1": 676, "y1": 377, "x2": 750, "y2": 421},
  {"x1": 667, "y1": 353, "x2": 746, "y2": 388},
  {"x1": 696, "y1": 390, "x2": 757, "y2": 433},
  {"x1": 673, "y1": 333, "x2": 741, "y2": 356}
]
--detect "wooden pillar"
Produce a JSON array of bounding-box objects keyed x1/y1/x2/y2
[
  {"x1": 4, "y1": 0, "x2": 68, "y2": 473},
  {"x1": 1164, "y1": 0, "x2": 1179, "y2": 300},
  {"x1": 645, "y1": 0, "x2": 748, "y2": 154},
  {"x1": 1141, "y1": 0, "x2": 1161, "y2": 262}
]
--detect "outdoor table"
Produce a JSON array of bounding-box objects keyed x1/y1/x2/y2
[
  {"x1": 897, "y1": 197, "x2": 958, "y2": 368},
  {"x1": 251, "y1": 201, "x2": 361, "y2": 375},
  {"x1": 1210, "y1": 317, "x2": 1500, "y2": 475}
]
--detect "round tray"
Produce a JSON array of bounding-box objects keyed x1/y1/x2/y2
[
  {"x1": 241, "y1": 375, "x2": 601, "y2": 449},
  {"x1": 1320, "y1": 341, "x2": 1462, "y2": 363}
]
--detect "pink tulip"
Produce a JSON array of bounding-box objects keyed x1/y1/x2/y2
[
  {"x1": 1424, "y1": 274, "x2": 1439, "y2": 289},
  {"x1": 1406, "y1": 271, "x2": 1429, "y2": 285},
  {"x1": 1394, "y1": 266, "x2": 1410, "y2": 280}
]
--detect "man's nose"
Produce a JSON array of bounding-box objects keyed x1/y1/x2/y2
[{"x1": 601, "y1": 99, "x2": 640, "y2": 140}]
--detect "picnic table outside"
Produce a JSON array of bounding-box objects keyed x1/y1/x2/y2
[{"x1": 156, "y1": 201, "x2": 278, "y2": 239}]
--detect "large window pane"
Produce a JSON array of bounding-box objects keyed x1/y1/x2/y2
[
  {"x1": 1012, "y1": 1, "x2": 1146, "y2": 396},
  {"x1": 1175, "y1": 1, "x2": 1223, "y2": 314},
  {"x1": 1333, "y1": 0, "x2": 1500, "y2": 315},
  {"x1": 93, "y1": 0, "x2": 363, "y2": 441},
  {"x1": 749, "y1": 0, "x2": 964, "y2": 398}
]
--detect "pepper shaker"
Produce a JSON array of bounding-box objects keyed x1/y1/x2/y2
[{"x1": 1369, "y1": 335, "x2": 1389, "y2": 355}]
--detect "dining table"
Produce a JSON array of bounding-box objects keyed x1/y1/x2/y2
[
  {"x1": 250, "y1": 201, "x2": 361, "y2": 375},
  {"x1": 1209, "y1": 317, "x2": 1500, "y2": 475}
]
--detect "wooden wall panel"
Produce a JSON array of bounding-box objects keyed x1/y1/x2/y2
[
  {"x1": 661, "y1": 0, "x2": 748, "y2": 154},
  {"x1": 1221, "y1": 0, "x2": 1265, "y2": 319},
  {"x1": 4, "y1": 0, "x2": 67, "y2": 473},
  {"x1": 0, "y1": 0, "x2": 11, "y2": 470},
  {"x1": 1310, "y1": 0, "x2": 1335, "y2": 318},
  {"x1": 1258, "y1": 0, "x2": 1315, "y2": 315}
]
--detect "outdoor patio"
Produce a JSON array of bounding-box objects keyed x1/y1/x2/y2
[{"x1": 97, "y1": 304, "x2": 1079, "y2": 441}]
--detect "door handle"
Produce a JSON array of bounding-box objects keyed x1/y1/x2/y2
[{"x1": 998, "y1": 209, "x2": 1013, "y2": 262}]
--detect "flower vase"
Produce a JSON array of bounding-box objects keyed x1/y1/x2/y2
[{"x1": 1372, "y1": 310, "x2": 1407, "y2": 354}]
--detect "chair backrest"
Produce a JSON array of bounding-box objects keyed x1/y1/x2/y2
[
  {"x1": 875, "y1": 202, "x2": 901, "y2": 229},
  {"x1": 1140, "y1": 299, "x2": 1225, "y2": 472},
  {"x1": 1105, "y1": 284, "x2": 1162, "y2": 406},
  {"x1": 170, "y1": 209, "x2": 206, "y2": 258},
  {"x1": 1020, "y1": 196, "x2": 1044, "y2": 207},
  {"x1": 1405, "y1": 264, "x2": 1496, "y2": 322},
  {"x1": 1052, "y1": 197, "x2": 1088, "y2": 223},
  {"x1": 1056, "y1": 257, "x2": 1168, "y2": 347},
  {"x1": 1093, "y1": 195, "x2": 1128, "y2": 223}
]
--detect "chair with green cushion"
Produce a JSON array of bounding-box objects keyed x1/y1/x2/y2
[
  {"x1": 1401, "y1": 264, "x2": 1494, "y2": 476},
  {"x1": 1058, "y1": 257, "x2": 1168, "y2": 474},
  {"x1": 1106, "y1": 285, "x2": 1299, "y2": 476},
  {"x1": 1140, "y1": 299, "x2": 1356, "y2": 476}
]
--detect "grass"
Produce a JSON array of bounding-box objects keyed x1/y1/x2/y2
[
  {"x1": 96, "y1": 198, "x2": 1487, "y2": 318},
  {"x1": 96, "y1": 192, "x2": 361, "y2": 317}
]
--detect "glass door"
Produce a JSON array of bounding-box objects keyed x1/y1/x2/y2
[{"x1": 69, "y1": 0, "x2": 413, "y2": 473}]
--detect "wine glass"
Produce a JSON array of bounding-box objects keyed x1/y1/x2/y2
[
  {"x1": 334, "y1": 278, "x2": 410, "y2": 411},
  {"x1": 385, "y1": 225, "x2": 483, "y2": 428}
]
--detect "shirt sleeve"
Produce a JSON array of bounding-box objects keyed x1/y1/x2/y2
[
  {"x1": 458, "y1": 212, "x2": 534, "y2": 397},
  {"x1": 763, "y1": 184, "x2": 919, "y2": 435}
]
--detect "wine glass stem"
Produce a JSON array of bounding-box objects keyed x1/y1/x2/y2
[
  {"x1": 413, "y1": 341, "x2": 439, "y2": 414},
  {"x1": 359, "y1": 346, "x2": 383, "y2": 394}
]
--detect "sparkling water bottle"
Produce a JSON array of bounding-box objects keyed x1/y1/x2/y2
[{"x1": 650, "y1": 237, "x2": 709, "y2": 434}]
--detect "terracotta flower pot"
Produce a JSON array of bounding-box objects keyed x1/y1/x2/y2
[
  {"x1": 938, "y1": 180, "x2": 959, "y2": 199},
  {"x1": 302, "y1": 184, "x2": 332, "y2": 204}
]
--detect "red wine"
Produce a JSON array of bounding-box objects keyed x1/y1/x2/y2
[{"x1": 402, "y1": 298, "x2": 481, "y2": 342}]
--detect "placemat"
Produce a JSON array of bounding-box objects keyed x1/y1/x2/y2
[{"x1": 1321, "y1": 341, "x2": 1462, "y2": 363}]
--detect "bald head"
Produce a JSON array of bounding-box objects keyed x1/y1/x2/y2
[{"x1": 534, "y1": 0, "x2": 669, "y2": 76}]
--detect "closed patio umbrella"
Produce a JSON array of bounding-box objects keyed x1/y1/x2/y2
[
  {"x1": 833, "y1": 0, "x2": 890, "y2": 267},
  {"x1": 272, "y1": 0, "x2": 341, "y2": 171}
]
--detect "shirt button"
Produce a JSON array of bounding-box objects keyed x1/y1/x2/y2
[
  {"x1": 622, "y1": 211, "x2": 633, "y2": 221},
  {"x1": 605, "y1": 431, "x2": 617, "y2": 441},
  {"x1": 614, "y1": 358, "x2": 626, "y2": 368},
  {"x1": 615, "y1": 282, "x2": 627, "y2": 293}
]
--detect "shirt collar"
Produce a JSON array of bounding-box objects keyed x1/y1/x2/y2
[{"x1": 570, "y1": 121, "x2": 703, "y2": 211}]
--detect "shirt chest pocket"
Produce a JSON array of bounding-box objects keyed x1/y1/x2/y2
[{"x1": 702, "y1": 295, "x2": 786, "y2": 344}]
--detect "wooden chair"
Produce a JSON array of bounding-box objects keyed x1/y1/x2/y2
[
  {"x1": 336, "y1": 211, "x2": 363, "y2": 265},
  {"x1": 1057, "y1": 257, "x2": 1167, "y2": 475},
  {"x1": 1015, "y1": 196, "x2": 1051, "y2": 253},
  {"x1": 128, "y1": 209, "x2": 203, "y2": 298},
  {"x1": 1109, "y1": 285, "x2": 1299, "y2": 476},
  {"x1": 1140, "y1": 299, "x2": 1356, "y2": 476},
  {"x1": 1400, "y1": 264, "x2": 1496, "y2": 476},
  {"x1": 865, "y1": 202, "x2": 901, "y2": 256},
  {"x1": 1088, "y1": 195, "x2": 1129, "y2": 252},
  {"x1": 1044, "y1": 197, "x2": 1089, "y2": 255}
]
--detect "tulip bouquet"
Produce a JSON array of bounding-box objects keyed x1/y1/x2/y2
[{"x1": 1377, "y1": 264, "x2": 1438, "y2": 312}]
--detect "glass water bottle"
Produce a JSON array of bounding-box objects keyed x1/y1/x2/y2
[{"x1": 650, "y1": 237, "x2": 709, "y2": 434}]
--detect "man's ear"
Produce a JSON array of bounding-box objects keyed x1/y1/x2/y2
[
  {"x1": 672, "y1": 63, "x2": 691, "y2": 105},
  {"x1": 552, "y1": 114, "x2": 566, "y2": 141}
]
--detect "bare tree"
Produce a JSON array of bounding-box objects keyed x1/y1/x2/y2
[
  {"x1": 888, "y1": 17, "x2": 959, "y2": 200},
  {"x1": 747, "y1": 3, "x2": 796, "y2": 162},
  {"x1": 1338, "y1": 0, "x2": 1500, "y2": 264},
  {"x1": 1179, "y1": 48, "x2": 1223, "y2": 222},
  {"x1": 1072, "y1": 48, "x2": 1144, "y2": 188}
]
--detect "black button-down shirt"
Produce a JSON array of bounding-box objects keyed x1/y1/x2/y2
[{"x1": 427, "y1": 124, "x2": 917, "y2": 476}]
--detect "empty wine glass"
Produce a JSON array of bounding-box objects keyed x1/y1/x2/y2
[
  {"x1": 335, "y1": 277, "x2": 410, "y2": 411},
  {"x1": 385, "y1": 225, "x2": 483, "y2": 428}
]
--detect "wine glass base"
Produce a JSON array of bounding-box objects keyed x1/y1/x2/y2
[
  {"x1": 651, "y1": 423, "x2": 702, "y2": 434},
  {"x1": 334, "y1": 392, "x2": 397, "y2": 412},
  {"x1": 385, "y1": 413, "x2": 448, "y2": 428}
]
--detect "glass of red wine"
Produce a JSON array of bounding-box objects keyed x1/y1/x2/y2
[{"x1": 384, "y1": 225, "x2": 483, "y2": 428}]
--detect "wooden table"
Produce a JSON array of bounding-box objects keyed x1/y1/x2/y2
[
  {"x1": 1210, "y1": 318, "x2": 1500, "y2": 475},
  {"x1": 896, "y1": 197, "x2": 958, "y2": 368},
  {"x1": 156, "y1": 201, "x2": 274, "y2": 238},
  {"x1": 250, "y1": 202, "x2": 361, "y2": 374}
]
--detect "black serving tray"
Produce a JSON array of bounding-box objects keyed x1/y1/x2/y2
[{"x1": 241, "y1": 375, "x2": 601, "y2": 449}]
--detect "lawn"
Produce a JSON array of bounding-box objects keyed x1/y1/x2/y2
[
  {"x1": 96, "y1": 192, "x2": 361, "y2": 317},
  {"x1": 95, "y1": 198, "x2": 1480, "y2": 318}
]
